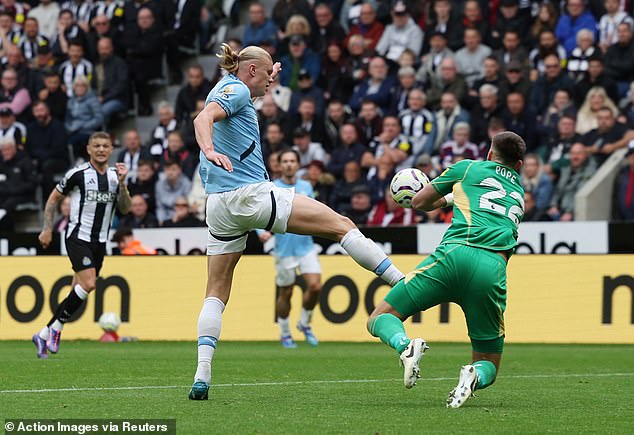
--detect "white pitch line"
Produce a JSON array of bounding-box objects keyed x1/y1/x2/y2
[{"x1": 1, "y1": 373, "x2": 633, "y2": 394}]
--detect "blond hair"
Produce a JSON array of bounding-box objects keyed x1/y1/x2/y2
[
  {"x1": 216, "y1": 43, "x2": 271, "y2": 75},
  {"x1": 285, "y1": 14, "x2": 311, "y2": 36}
]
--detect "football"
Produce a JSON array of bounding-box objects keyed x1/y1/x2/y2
[
  {"x1": 390, "y1": 168, "x2": 430, "y2": 208},
  {"x1": 98, "y1": 312, "x2": 121, "y2": 332}
]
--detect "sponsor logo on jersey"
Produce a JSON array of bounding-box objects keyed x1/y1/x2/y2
[{"x1": 86, "y1": 190, "x2": 117, "y2": 203}]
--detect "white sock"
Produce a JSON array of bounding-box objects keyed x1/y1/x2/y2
[
  {"x1": 194, "y1": 296, "x2": 225, "y2": 383},
  {"x1": 340, "y1": 229, "x2": 405, "y2": 285},
  {"x1": 74, "y1": 284, "x2": 89, "y2": 300},
  {"x1": 50, "y1": 319, "x2": 63, "y2": 331},
  {"x1": 277, "y1": 317, "x2": 291, "y2": 336},
  {"x1": 38, "y1": 326, "x2": 49, "y2": 340},
  {"x1": 299, "y1": 308, "x2": 312, "y2": 327}
]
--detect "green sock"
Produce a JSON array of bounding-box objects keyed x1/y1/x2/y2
[
  {"x1": 473, "y1": 360, "x2": 497, "y2": 390},
  {"x1": 367, "y1": 313, "x2": 410, "y2": 354}
]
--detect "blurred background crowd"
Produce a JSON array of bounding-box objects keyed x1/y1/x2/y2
[{"x1": 1, "y1": 0, "x2": 634, "y2": 234}]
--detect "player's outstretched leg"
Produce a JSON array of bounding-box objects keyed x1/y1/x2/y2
[
  {"x1": 368, "y1": 311, "x2": 428, "y2": 389},
  {"x1": 447, "y1": 357, "x2": 499, "y2": 408}
]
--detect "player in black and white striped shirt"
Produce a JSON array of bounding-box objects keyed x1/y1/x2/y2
[{"x1": 32, "y1": 131, "x2": 132, "y2": 359}]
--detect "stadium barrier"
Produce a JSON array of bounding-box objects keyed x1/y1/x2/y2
[{"x1": 1, "y1": 256, "x2": 632, "y2": 343}]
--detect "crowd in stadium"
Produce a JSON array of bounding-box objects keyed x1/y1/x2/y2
[{"x1": 1, "y1": 0, "x2": 634, "y2": 233}]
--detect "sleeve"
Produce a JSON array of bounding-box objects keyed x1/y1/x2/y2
[
  {"x1": 56, "y1": 167, "x2": 79, "y2": 195},
  {"x1": 431, "y1": 159, "x2": 471, "y2": 196},
  {"x1": 210, "y1": 81, "x2": 250, "y2": 117}
]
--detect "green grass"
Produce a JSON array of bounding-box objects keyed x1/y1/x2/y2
[{"x1": 1, "y1": 341, "x2": 633, "y2": 434}]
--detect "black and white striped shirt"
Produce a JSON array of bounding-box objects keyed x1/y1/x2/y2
[
  {"x1": 399, "y1": 108, "x2": 435, "y2": 157},
  {"x1": 61, "y1": 0, "x2": 94, "y2": 23},
  {"x1": 57, "y1": 163, "x2": 120, "y2": 244},
  {"x1": 0, "y1": 121, "x2": 27, "y2": 145},
  {"x1": 90, "y1": 0, "x2": 124, "y2": 22},
  {"x1": 13, "y1": 33, "x2": 50, "y2": 60},
  {"x1": 58, "y1": 58, "x2": 94, "y2": 96}
]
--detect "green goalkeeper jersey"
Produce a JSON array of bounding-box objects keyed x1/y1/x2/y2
[{"x1": 431, "y1": 159, "x2": 525, "y2": 253}]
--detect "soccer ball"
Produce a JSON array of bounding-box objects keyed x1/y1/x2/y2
[
  {"x1": 390, "y1": 168, "x2": 429, "y2": 208},
  {"x1": 98, "y1": 312, "x2": 121, "y2": 332}
]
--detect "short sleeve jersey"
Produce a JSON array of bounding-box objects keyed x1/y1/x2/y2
[
  {"x1": 431, "y1": 159, "x2": 525, "y2": 253},
  {"x1": 199, "y1": 74, "x2": 268, "y2": 193},
  {"x1": 272, "y1": 178, "x2": 314, "y2": 258}
]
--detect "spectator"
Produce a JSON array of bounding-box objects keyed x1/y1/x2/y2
[
  {"x1": 258, "y1": 93, "x2": 290, "y2": 141},
  {"x1": 433, "y1": 91, "x2": 470, "y2": 154},
  {"x1": 0, "y1": 107, "x2": 25, "y2": 145},
  {"x1": 529, "y1": 53, "x2": 575, "y2": 116},
  {"x1": 344, "y1": 2, "x2": 384, "y2": 51},
  {"x1": 575, "y1": 52, "x2": 619, "y2": 107},
  {"x1": 346, "y1": 34, "x2": 372, "y2": 86},
  {"x1": 288, "y1": 69, "x2": 325, "y2": 117},
  {"x1": 279, "y1": 13, "x2": 312, "y2": 55},
  {"x1": 415, "y1": 30, "x2": 453, "y2": 87},
  {"x1": 174, "y1": 65, "x2": 212, "y2": 124},
  {"x1": 2, "y1": 44, "x2": 39, "y2": 96},
  {"x1": 425, "y1": 57, "x2": 467, "y2": 111},
  {"x1": 148, "y1": 101, "x2": 178, "y2": 162},
  {"x1": 490, "y1": 0, "x2": 531, "y2": 50},
  {"x1": 613, "y1": 142, "x2": 634, "y2": 220},
  {"x1": 566, "y1": 29, "x2": 596, "y2": 82},
  {"x1": 523, "y1": 191, "x2": 551, "y2": 221},
  {"x1": 330, "y1": 159, "x2": 366, "y2": 213},
  {"x1": 470, "y1": 56, "x2": 507, "y2": 104},
  {"x1": 375, "y1": 1, "x2": 423, "y2": 64},
  {"x1": 342, "y1": 184, "x2": 372, "y2": 225},
  {"x1": 548, "y1": 143, "x2": 596, "y2": 221},
  {"x1": 61, "y1": 0, "x2": 92, "y2": 30},
  {"x1": 117, "y1": 129, "x2": 150, "y2": 184},
  {"x1": 439, "y1": 122, "x2": 479, "y2": 169},
  {"x1": 582, "y1": 106, "x2": 629, "y2": 166},
  {"x1": 521, "y1": 153, "x2": 554, "y2": 212},
  {"x1": 367, "y1": 186, "x2": 416, "y2": 226},
  {"x1": 122, "y1": 7, "x2": 163, "y2": 116},
  {"x1": 478, "y1": 117, "x2": 506, "y2": 157},
  {"x1": 575, "y1": 86, "x2": 619, "y2": 135},
  {"x1": 86, "y1": 14, "x2": 123, "y2": 62},
  {"x1": 603, "y1": 22, "x2": 634, "y2": 94},
  {"x1": 499, "y1": 59, "x2": 532, "y2": 102},
  {"x1": 426, "y1": 0, "x2": 462, "y2": 51},
  {"x1": 160, "y1": 197, "x2": 204, "y2": 227},
  {"x1": 538, "y1": 88, "x2": 577, "y2": 141},
  {"x1": 462, "y1": 0, "x2": 489, "y2": 42},
  {"x1": 65, "y1": 75, "x2": 103, "y2": 161},
  {"x1": 128, "y1": 159, "x2": 156, "y2": 214},
  {"x1": 243, "y1": 2, "x2": 278, "y2": 48},
  {"x1": 414, "y1": 153, "x2": 439, "y2": 180},
  {"x1": 255, "y1": 73, "x2": 291, "y2": 112},
  {"x1": 25, "y1": 100, "x2": 68, "y2": 195},
  {"x1": 291, "y1": 127, "x2": 327, "y2": 168},
  {"x1": 318, "y1": 41, "x2": 354, "y2": 104},
  {"x1": 363, "y1": 116, "x2": 410, "y2": 178},
  {"x1": 267, "y1": 150, "x2": 282, "y2": 180},
  {"x1": 531, "y1": 2, "x2": 559, "y2": 43},
  {"x1": 492, "y1": 30, "x2": 529, "y2": 76},
  {"x1": 388, "y1": 66, "x2": 419, "y2": 116},
  {"x1": 354, "y1": 99, "x2": 382, "y2": 147},
  {"x1": 279, "y1": 35, "x2": 320, "y2": 91},
  {"x1": 30, "y1": 45, "x2": 55, "y2": 77},
  {"x1": 271, "y1": 0, "x2": 313, "y2": 34},
  {"x1": 327, "y1": 122, "x2": 367, "y2": 178},
  {"x1": 14, "y1": 17, "x2": 49, "y2": 61},
  {"x1": 311, "y1": 3, "x2": 345, "y2": 57},
  {"x1": 118, "y1": 194, "x2": 159, "y2": 229},
  {"x1": 302, "y1": 159, "x2": 334, "y2": 204},
  {"x1": 399, "y1": 88, "x2": 436, "y2": 159},
  {"x1": 529, "y1": 30, "x2": 568, "y2": 78},
  {"x1": 503, "y1": 92, "x2": 537, "y2": 151},
  {"x1": 166, "y1": 0, "x2": 200, "y2": 85},
  {"x1": 0, "y1": 67, "x2": 31, "y2": 121},
  {"x1": 112, "y1": 227, "x2": 157, "y2": 255},
  {"x1": 555, "y1": 0, "x2": 597, "y2": 56},
  {"x1": 470, "y1": 84, "x2": 503, "y2": 146},
  {"x1": 154, "y1": 159, "x2": 192, "y2": 224},
  {"x1": 262, "y1": 121, "x2": 289, "y2": 165},
  {"x1": 542, "y1": 114, "x2": 580, "y2": 177},
  {"x1": 160, "y1": 131, "x2": 195, "y2": 179},
  {"x1": 93, "y1": 37, "x2": 128, "y2": 126},
  {"x1": 598, "y1": 0, "x2": 634, "y2": 52},
  {"x1": 291, "y1": 96, "x2": 326, "y2": 146},
  {"x1": 323, "y1": 99, "x2": 353, "y2": 152},
  {"x1": 0, "y1": 136, "x2": 36, "y2": 230},
  {"x1": 50, "y1": 9, "x2": 87, "y2": 63},
  {"x1": 58, "y1": 40, "x2": 93, "y2": 97},
  {"x1": 454, "y1": 28, "x2": 491, "y2": 88},
  {"x1": 37, "y1": 71, "x2": 67, "y2": 121},
  {"x1": 54, "y1": 195, "x2": 71, "y2": 233},
  {"x1": 28, "y1": 0, "x2": 60, "y2": 40},
  {"x1": 349, "y1": 56, "x2": 395, "y2": 114}
]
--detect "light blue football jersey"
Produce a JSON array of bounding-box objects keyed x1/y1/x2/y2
[
  {"x1": 272, "y1": 178, "x2": 315, "y2": 258},
  {"x1": 199, "y1": 74, "x2": 269, "y2": 193}
]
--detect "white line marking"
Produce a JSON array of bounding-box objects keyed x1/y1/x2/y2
[{"x1": 1, "y1": 373, "x2": 632, "y2": 394}]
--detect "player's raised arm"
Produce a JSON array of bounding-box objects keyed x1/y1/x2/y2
[
  {"x1": 38, "y1": 188, "x2": 64, "y2": 248},
  {"x1": 411, "y1": 184, "x2": 450, "y2": 211},
  {"x1": 115, "y1": 162, "x2": 132, "y2": 214},
  {"x1": 193, "y1": 101, "x2": 232, "y2": 171}
]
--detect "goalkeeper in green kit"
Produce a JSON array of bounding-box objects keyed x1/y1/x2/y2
[{"x1": 368, "y1": 131, "x2": 526, "y2": 408}]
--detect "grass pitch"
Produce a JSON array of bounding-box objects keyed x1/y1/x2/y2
[{"x1": 1, "y1": 341, "x2": 633, "y2": 434}]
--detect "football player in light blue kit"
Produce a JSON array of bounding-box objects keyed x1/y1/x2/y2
[
  {"x1": 258, "y1": 149, "x2": 322, "y2": 349},
  {"x1": 189, "y1": 44, "x2": 405, "y2": 400}
]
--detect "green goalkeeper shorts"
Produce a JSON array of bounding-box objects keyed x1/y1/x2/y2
[{"x1": 385, "y1": 243, "x2": 507, "y2": 343}]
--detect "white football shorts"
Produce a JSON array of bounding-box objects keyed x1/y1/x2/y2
[
  {"x1": 275, "y1": 248, "x2": 321, "y2": 287},
  {"x1": 206, "y1": 181, "x2": 294, "y2": 255}
]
